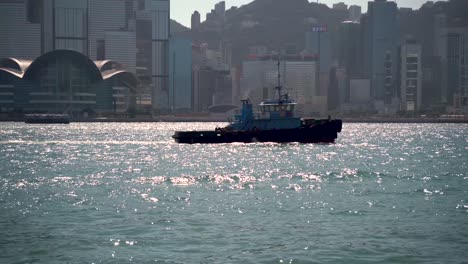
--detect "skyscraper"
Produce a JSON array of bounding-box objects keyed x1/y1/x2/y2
[
  {"x1": 169, "y1": 36, "x2": 192, "y2": 111},
  {"x1": 337, "y1": 21, "x2": 363, "y2": 105},
  {"x1": 0, "y1": 1, "x2": 41, "y2": 59},
  {"x1": 191, "y1": 11, "x2": 201, "y2": 31},
  {"x1": 400, "y1": 40, "x2": 422, "y2": 112},
  {"x1": 434, "y1": 14, "x2": 468, "y2": 112},
  {"x1": 88, "y1": 0, "x2": 134, "y2": 67},
  {"x1": 305, "y1": 23, "x2": 331, "y2": 100},
  {"x1": 305, "y1": 24, "x2": 331, "y2": 75},
  {"x1": 338, "y1": 21, "x2": 362, "y2": 79},
  {"x1": 366, "y1": 0, "x2": 398, "y2": 108},
  {"x1": 0, "y1": 0, "x2": 170, "y2": 111},
  {"x1": 333, "y1": 2, "x2": 348, "y2": 11},
  {"x1": 348, "y1": 5, "x2": 362, "y2": 22},
  {"x1": 139, "y1": 0, "x2": 170, "y2": 112},
  {"x1": 445, "y1": 28, "x2": 468, "y2": 111},
  {"x1": 214, "y1": 1, "x2": 226, "y2": 19},
  {"x1": 42, "y1": 0, "x2": 89, "y2": 55}
]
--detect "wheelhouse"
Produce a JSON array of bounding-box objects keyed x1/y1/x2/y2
[{"x1": 259, "y1": 100, "x2": 296, "y2": 118}]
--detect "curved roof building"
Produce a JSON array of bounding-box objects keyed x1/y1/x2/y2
[
  {"x1": 0, "y1": 58, "x2": 32, "y2": 74},
  {"x1": 0, "y1": 50, "x2": 139, "y2": 115}
]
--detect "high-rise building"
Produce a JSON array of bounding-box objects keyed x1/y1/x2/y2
[
  {"x1": 203, "y1": 1, "x2": 226, "y2": 32},
  {"x1": 433, "y1": 14, "x2": 448, "y2": 106},
  {"x1": 341, "y1": 78, "x2": 372, "y2": 115},
  {"x1": 191, "y1": 43, "x2": 232, "y2": 112},
  {"x1": 192, "y1": 68, "x2": 231, "y2": 111},
  {"x1": 42, "y1": 0, "x2": 89, "y2": 55},
  {"x1": 305, "y1": 24, "x2": 331, "y2": 74},
  {"x1": 421, "y1": 56, "x2": 442, "y2": 111},
  {"x1": 88, "y1": 0, "x2": 133, "y2": 63},
  {"x1": 169, "y1": 36, "x2": 192, "y2": 111},
  {"x1": 338, "y1": 21, "x2": 362, "y2": 79},
  {"x1": 241, "y1": 59, "x2": 327, "y2": 116},
  {"x1": 192, "y1": 68, "x2": 216, "y2": 112},
  {"x1": 135, "y1": 0, "x2": 170, "y2": 111},
  {"x1": 366, "y1": 0, "x2": 398, "y2": 108},
  {"x1": 213, "y1": 71, "x2": 232, "y2": 106},
  {"x1": 334, "y1": 67, "x2": 348, "y2": 107},
  {"x1": 214, "y1": 1, "x2": 226, "y2": 19},
  {"x1": 191, "y1": 11, "x2": 201, "y2": 31},
  {"x1": 104, "y1": 31, "x2": 137, "y2": 73},
  {"x1": 360, "y1": 13, "x2": 371, "y2": 82},
  {"x1": 399, "y1": 41, "x2": 422, "y2": 112},
  {"x1": 349, "y1": 79, "x2": 371, "y2": 104},
  {"x1": 0, "y1": 0, "x2": 170, "y2": 112},
  {"x1": 333, "y1": 2, "x2": 348, "y2": 11},
  {"x1": 0, "y1": 0, "x2": 41, "y2": 59},
  {"x1": 433, "y1": 14, "x2": 468, "y2": 112},
  {"x1": 446, "y1": 29, "x2": 468, "y2": 112},
  {"x1": 348, "y1": 5, "x2": 362, "y2": 22},
  {"x1": 305, "y1": 23, "x2": 331, "y2": 101}
]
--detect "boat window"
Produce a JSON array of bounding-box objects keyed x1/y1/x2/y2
[{"x1": 275, "y1": 106, "x2": 279, "y2": 112}]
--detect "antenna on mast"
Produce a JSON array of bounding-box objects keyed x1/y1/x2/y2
[{"x1": 276, "y1": 54, "x2": 282, "y2": 101}]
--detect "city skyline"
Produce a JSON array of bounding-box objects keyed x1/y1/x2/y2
[
  {"x1": 171, "y1": 0, "x2": 447, "y2": 27},
  {"x1": 0, "y1": 0, "x2": 466, "y2": 117}
]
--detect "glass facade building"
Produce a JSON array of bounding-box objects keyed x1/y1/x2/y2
[
  {"x1": 0, "y1": 0, "x2": 171, "y2": 111},
  {"x1": 53, "y1": 0, "x2": 89, "y2": 54},
  {"x1": 0, "y1": 1, "x2": 41, "y2": 59},
  {"x1": 169, "y1": 36, "x2": 192, "y2": 111},
  {"x1": 150, "y1": 0, "x2": 170, "y2": 111},
  {"x1": 366, "y1": 0, "x2": 398, "y2": 104}
]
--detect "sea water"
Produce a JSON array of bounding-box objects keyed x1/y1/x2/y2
[{"x1": 0, "y1": 122, "x2": 467, "y2": 263}]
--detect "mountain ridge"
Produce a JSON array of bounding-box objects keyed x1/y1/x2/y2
[{"x1": 172, "y1": 0, "x2": 468, "y2": 65}]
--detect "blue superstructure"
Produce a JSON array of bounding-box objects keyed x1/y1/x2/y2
[
  {"x1": 227, "y1": 59, "x2": 302, "y2": 131},
  {"x1": 227, "y1": 97, "x2": 301, "y2": 131}
]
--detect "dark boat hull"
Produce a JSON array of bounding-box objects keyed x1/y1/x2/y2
[
  {"x1": 25, "y1": 119, "x2": 70, "y2": 124},
  {"x1": 173, "y1": 120, "x2": 342, "y2": 144},
  {"x1": 24, "y1": 115, "x2": 70, "y2": 124}
]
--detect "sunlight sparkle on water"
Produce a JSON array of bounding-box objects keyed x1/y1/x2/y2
[{"x1": 0, "y1": 122, "x2": 467, "y2": 263}]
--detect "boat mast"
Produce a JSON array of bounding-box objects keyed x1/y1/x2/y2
[{"x1": 276, "y1": 57, "x2": 282, "y2": 101}]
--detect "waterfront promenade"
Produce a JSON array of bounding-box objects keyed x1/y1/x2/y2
[{"x1": 1, "y1": 115, "x2": 468, "y2": 123}]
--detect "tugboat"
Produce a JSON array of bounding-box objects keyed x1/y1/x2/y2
[{"x1": 172, "y1": 61, "x2": 342, "y2": 144}]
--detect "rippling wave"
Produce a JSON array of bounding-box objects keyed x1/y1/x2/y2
[{"x1": 0, "y1": 122, "x2": 467, "y2": 263}]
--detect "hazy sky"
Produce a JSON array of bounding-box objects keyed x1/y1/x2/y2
[{"x1": 171, "y1": 0, "x2": 445, "y2": 28}]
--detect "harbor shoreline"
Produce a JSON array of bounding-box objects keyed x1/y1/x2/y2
[{"x1": 1, "y1": 117, "x2": 468, "y2": 123}]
